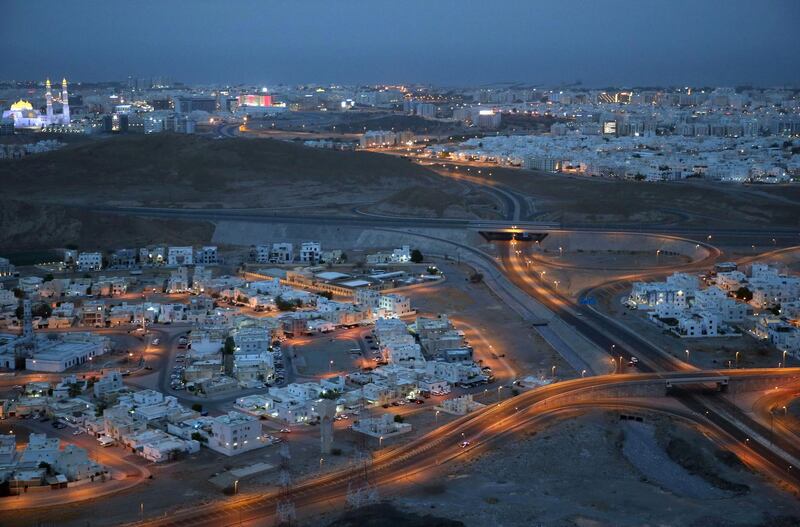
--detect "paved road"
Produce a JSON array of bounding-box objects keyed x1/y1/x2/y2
[
  {"x1": 0, "y1": 418, "x2": 150, "y2": 509},
  {"x1": 128, "y1": 369, "x2": 800, "y2": 527},
  {"x1": 89, "y1": 205, "x2": 800, "y2": 243},
  {"x1": 498, "y1": 242, "x2": 800, "y2": 479}
]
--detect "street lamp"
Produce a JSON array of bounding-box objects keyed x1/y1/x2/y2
[
  {"x1": 435, "y1": 410, "x2": 440, "y2": 424},
  {"x1": 735, "y1": 351, "x2": 740, "y2": 367},
  {"x1": 685, "y1": 349, "x2": 690, "y2": 362},
  {"x1": 551, "y1": 365, "x2": 556, "y2": 377},
  {"x1": 581, "y1": 369, "x2": 586, "y2": 378}
]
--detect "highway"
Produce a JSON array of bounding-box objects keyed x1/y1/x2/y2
[
  {"x1": 90, "y1": 205, "x2": 800, "y2": 244},
  {"x1": 498, "y1": 242, "x2": 800, "y2": 482},
  {"x1": 129, "y1": 369, "x2": 800, "y2": 527},
  {"x1": 67, "y1": 171, "x2": 800, "y2": 524}
]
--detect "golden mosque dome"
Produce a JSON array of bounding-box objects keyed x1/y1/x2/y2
[{"x1": 10, "y1": 100, "x2": 34, "y2": 111}]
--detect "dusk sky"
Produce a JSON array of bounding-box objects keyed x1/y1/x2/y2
[{"x1": 3, "y1": 0, "x2": 799, "y2": 87}]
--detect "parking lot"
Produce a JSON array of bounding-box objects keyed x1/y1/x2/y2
[{"x1": 289, "y1": 327, "x2": 367, "y2": 377}]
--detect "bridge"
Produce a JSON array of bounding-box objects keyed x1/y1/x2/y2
[{"x1": 665, "y1": 375, "x2": 729, "y2": 392}]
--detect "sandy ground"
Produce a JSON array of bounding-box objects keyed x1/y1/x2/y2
[
  {"x1": 534, "y1": 250, "x2": 690, "y2": 271},
  {"x1": 393, "y1": 411, "x2": 800, "y2": 527},
  {"x1": 406, "y1": 258, "x2": 570, "y2": 380}
]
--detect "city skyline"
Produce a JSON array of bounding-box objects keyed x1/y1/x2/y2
[
  {"x1": 1, "y1": 3, "x2": 800, "y2": 526},
  {"x1": 3, "y1": 0, "x2": 800, "y2": 87}
]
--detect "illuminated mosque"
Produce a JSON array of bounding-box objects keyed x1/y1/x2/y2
[{"x1": 2, "y1": 78, "x2": 71, "y2": 129}]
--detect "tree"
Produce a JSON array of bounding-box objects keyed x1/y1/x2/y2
[
  {"x1": 734, "y1": 286, "x2": 753, "y2": 302},
  {"x1": 393, "y1": 414, "x2": 405, "y2": 423},
  {"x1": 222, "y1": 336, "x2": 236, "y2": 355},
  {"x1": 410, "y1": 249, "x2": 423, "y2": 263},
  {"x1": 275, "y1": 296, "x2": 302, "y2": 311},
  {"x1": 15, "y1": 302, "x2": 51, "y2": 319},
  {"x1": 191, "y1": 432, "x2": 207, "y2": 443},
  {"x1": 44, "y1": 274, "x2": 54, "y2": 282},
  {"x1": 191, "y1": 403, "x2": 203, "y2": 412},
  {"x1": 320, "y1": 390, "x2": 341, "y2": 400},
  {"x1": 469, "y1": 272, "x2": 484, "y2": 284}
]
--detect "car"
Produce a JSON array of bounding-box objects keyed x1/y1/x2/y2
[
  {"x1": 415, "y1": 399, "x2": 424, "y2": 405},
  {"x1": 459, "y1": 440, "x2": 471, "y2": 448},
  {"x1": 152, "y1": 338, "x2": 160, "y2": 345},
  {"x1": 39, "y1": 416, "x2": 50, "y2": 422},
  {"x1": 279, "y1": 428, "x2": 291, "y2": 433},
  {"x1": 629, "y1": 356, "x2": 639, "y2": 365},
  {"x1": 72, "y1": 430, "x2": 82, "y2": 436}
]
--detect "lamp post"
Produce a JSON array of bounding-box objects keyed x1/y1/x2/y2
[{"x1": 685, "y1": 349, "x2": 690, "y2": 363}]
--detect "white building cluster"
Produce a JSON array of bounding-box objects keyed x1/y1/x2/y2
[
  {"x1": 427, "y1": 87, "x2": 799, "y2": 184},
  {"x1": 0, "y1": 432, "x2": 106, "y2": 491},
  {"x1": 628, "y1": 263, "x2": 800, "y2": 356}
]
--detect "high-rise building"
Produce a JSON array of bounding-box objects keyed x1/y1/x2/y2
[{"x1": 174, "y1": 96, "x2": 217, "y2": 114}]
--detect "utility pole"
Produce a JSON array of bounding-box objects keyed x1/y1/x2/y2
[{"x1": 275, "y1": 443, "x2": 296, "y2": 527}]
